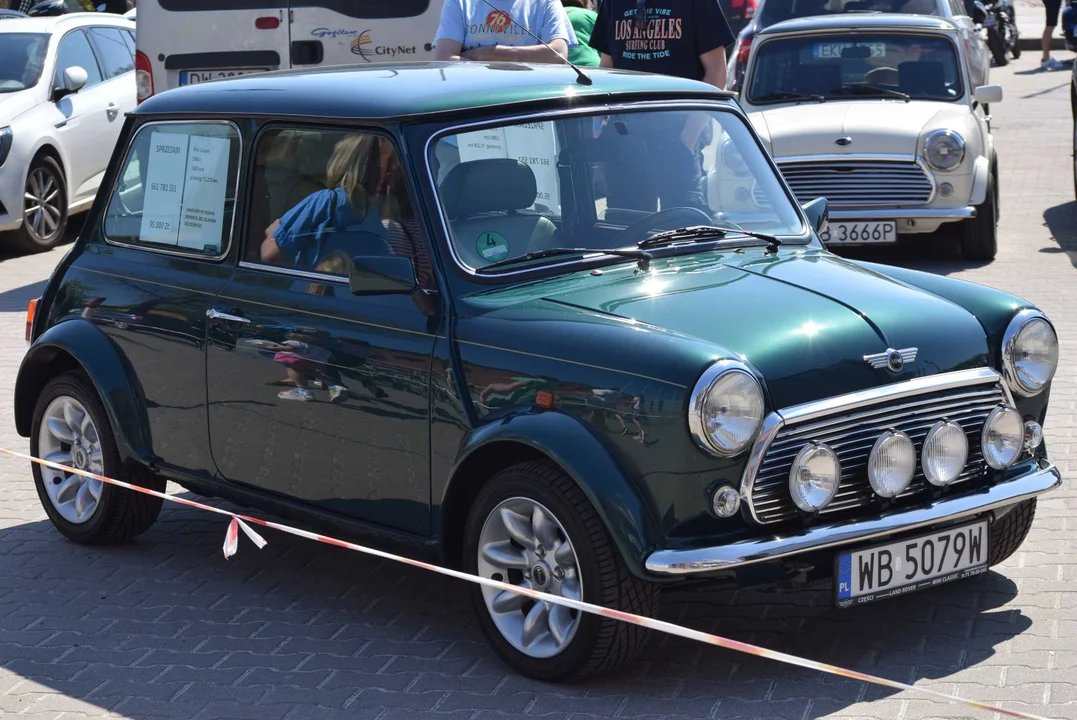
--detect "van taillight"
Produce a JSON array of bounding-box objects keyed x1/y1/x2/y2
[
  {"x1": 135, "y1": 50, "x2": 153, "y2": 103},
  {"x1": 25, "y1": 299, "x2": 37, "y2": 345},
  {"x1": 736, "y1": 38, "x2": 752, "y2": 65},
  {"x1": 745, "y1": 0, "x2": 758, "y2": 19},
  {"x1": 255, "y1": 16, "x2": 280, "y2": 29}
]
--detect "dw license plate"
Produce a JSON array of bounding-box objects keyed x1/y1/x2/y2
[
  {"x1": 180, "y1": 68, "x2": 269, "y2": 85},
  {"x1": 835, "y1": 520, "x2": 989, "y2": 608},
  {"x1": 820, "y1": 221, "x2": 897, "y2": 245}
]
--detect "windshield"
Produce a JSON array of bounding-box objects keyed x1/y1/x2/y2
[
  {"x1": 0, "y1": 33, "x2": 48, "y2": 93},
  {"x1": 748, "y1": 34, "x2": 963, "y2": 103},
  {"x1": 430, "y1": 109, "x2": 804, "y2": 273},
  {"x1": 759, "y1": 0, "x2": 940, "y2": 29}
]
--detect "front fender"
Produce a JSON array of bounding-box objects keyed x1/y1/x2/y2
[
  {"x1": 446, "y1": 410, "x2": 662, "y2": 581},
  {"x1": 15, "y1": 319, "x2": 152, "y2": 468}
]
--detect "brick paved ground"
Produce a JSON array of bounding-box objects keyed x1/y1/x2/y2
[{"x1": 0, "y1": 55, "x2": 1074, "y2": 720}]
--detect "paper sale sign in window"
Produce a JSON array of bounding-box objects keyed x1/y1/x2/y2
[
  {"x1": 139, "y1": 131, "x2": 231, "y2": 253},
  {"x1": 456, "y1": 121, "x2": 561, "y2": 213}
]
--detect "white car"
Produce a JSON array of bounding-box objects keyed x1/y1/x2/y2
[
  {"x1": 0, "y1": 13, "x2": 136, "y2": 253},
  {"x1": 729, "y1": 14, "x2": 1003, "y2": 260}
]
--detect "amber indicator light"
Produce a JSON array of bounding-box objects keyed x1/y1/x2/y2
[
  {"x1": 25, "y1": 299, "x2": 37, "y2": 344},
  {"x1": 536, "y1": 391, "x2": 554, "y2": 408}
]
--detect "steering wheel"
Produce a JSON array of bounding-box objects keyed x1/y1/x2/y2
[{"x1": 617, "y1": 207, "x2": 714, "y2": 246}]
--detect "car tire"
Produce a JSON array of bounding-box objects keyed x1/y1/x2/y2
[
  {"x1": 960, "y1": 173, "x2": 998, "y2": 261},
  {"x1": 30, "y1": 371, "x2": 165, "y2": 544},
  {"x1": 987, "y1": 499, "x2": 1036, "y2": 567},
  {"x1": 464, "y1": 460, "x2": 659, "y2": 681},
  {"x1": 7, "y1": 155, "x2": 68, "y2": 254}
]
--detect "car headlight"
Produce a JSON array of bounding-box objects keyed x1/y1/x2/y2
[
  {"x1": 0, "y1": 127, "x2": 12, "y2": 168},
  {"x1": 1002, "y1": 310, "x2": 1058, "y2": 396},
  {"x1": 721, "y1": 138, "x2": 751, "y2": 177},
  {"x1": 982, "y1": 406, "x2": 1024, "y2": 469},
  {"x1": 923, "y1": 129, "x2": 964, "y2": 171},
  {"x1": 688, "y1": 360, "x2": 764, "y2": 456},
  {"x1": 789, "y1": 442, "x2": 841, "y2": 512}
]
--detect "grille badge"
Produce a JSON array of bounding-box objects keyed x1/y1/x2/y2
[
  {"x1": 864, "y1": 347, "x2": 917, "y2": 372},
  {"x1": 835, "y1": 137, "x2": 853, "y2": 146}
]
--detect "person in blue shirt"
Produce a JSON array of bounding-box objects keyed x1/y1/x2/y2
[
  {"x1": 261, "y1": 134, "x2": 392, "y2": 270},
  {"x1": 433, "y1": 0, "x2": 577, "y2": 63}
]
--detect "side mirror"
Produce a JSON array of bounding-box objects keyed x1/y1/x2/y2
[
  {"x1": 801, "y1": 197, "x2": 829, "y2": 235},
  {"x1": 55, "y1": 66, "x2": 88, "y2": 99},
  {"x1": 974, "y1": 84, "x2": 1003, "y2": 105},
  {"x1": 349, "y1": 255, "x2": 418, "y2": 296},
  {"x1": 972, "y1": 1, "x2": 988, "y2": 25}
]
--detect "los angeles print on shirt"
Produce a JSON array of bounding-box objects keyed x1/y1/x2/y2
[{"x1": 613, "y1": 6, "x2": 683, "y2": 60}]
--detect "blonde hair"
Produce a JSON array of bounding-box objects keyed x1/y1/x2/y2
[{"x1": 326, "y1": 134, "x2": 379, "y2": 217}]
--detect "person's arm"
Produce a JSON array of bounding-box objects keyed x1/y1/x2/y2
[
  {"x1": 700, "y1": 46, "x2": 728, "y2": 90},
  {"x1": 462, "y1": 39, "x2": 569, "y2": 62},
  {"x1": 431, "y1": 0, "x2": 466, "y2": 61},
  {"x1": 261, "y1": 219, "x2": 282, "y2": 263},
  {"x1": 600, "y1": 52, "x2": 614, "y2": 68}
]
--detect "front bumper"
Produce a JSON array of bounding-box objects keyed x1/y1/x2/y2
[
  {"x1": 0, "y1": 159, "x2": 24, "y2": 233},
  {"x1": 828, "y1": 207, "x2": 975, "y2": 221},
  {"x1": 644, "y1": 459, "x2": 1060, "y2": 576}
]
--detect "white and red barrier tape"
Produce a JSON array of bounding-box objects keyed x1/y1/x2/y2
[{"x1": 0, "y1": 447, "x2": 1055, "y2": 720}]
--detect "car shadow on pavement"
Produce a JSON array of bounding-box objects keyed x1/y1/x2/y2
[
  {"x1": 832, "y1": 229, "x2": 995, "y2": 277},
  {"x1": 0, "y1": 490, "x2": 1032, "y2": 720},
  {"x1": 1042, "y1": 201, "x2": 1077, "y2": 268},
  {"x1": 0, "y1": 214, "x2": 82, "y2": 265}
]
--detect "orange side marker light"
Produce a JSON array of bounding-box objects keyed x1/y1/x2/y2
[
  {"x1": 25, "y1": 298, "x2": 37, "y2": 345},
  {"x1": 535, "y1": 390, "x2": 554, "y2": 409}
]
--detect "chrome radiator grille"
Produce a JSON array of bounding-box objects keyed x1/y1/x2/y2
[
  {"x1": 776, "y1": 159, "x2": 933, "y2": 207},
  {"x1": 748, "y1": 383, "x2": 1007, "y2": 526}
]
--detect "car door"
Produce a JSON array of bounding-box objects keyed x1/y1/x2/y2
[
  {"x1": 51, "y1": 28, "x2": 113, "y2": 205},
  {"x1": 205, "y1": 124, "x2": 440, "y2": 536}
]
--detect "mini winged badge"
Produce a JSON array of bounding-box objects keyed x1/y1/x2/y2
[{"x1": 863, "y1": 347, "x2": 918, "y2": 372}]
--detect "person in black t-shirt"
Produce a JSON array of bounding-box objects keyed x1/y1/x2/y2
[{"x1": 589, "y1": 0, "x2": 734, "y2": 215}]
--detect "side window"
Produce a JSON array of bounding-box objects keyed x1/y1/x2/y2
[
  {"x1": 86, "y1": 27, "x2": 134, "y2": 79},
  {"x1": 104, "y1": 122, "x2": 241, "y2": 257},
  {"x1": 120, "y1": 29, "x2": 137, "y2": 56},
  {"x1": 249, "y1": 128, "x2": 434, "y2": 288},
  {"x1": 53, "y1": 30, "x2": 103, "y2": 90}
]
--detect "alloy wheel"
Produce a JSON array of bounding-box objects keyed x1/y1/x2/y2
[
  {"x1": 24, "y1": 166, "x2": 62, "y2": 242},
  {"x1": 37, "y1": 396, "x2": 104, "y2": 524},
  {"x1": 476, "y1": 497, "x2": 583, "y2": 658}
]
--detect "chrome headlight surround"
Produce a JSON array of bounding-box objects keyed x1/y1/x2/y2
[
  {"x1": 688, "y1": 359, "x2": 765, "y2": 457},
  {"x1": 1002, "y1": 309, "x2": 1059, "y2": 397},
  {"x1": 923, "y1": 129, "x2": 965, "y2": 172},
  {"x1": 720, "y1": 137, "x2": 751, "y2": 177},
  {"x1": 0, "y1": 126, "x2": 12, "y2": 168}
]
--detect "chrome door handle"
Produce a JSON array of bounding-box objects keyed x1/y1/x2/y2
[
  {"x1": 207, "y1": 308, "x2": 250, "y2": 324},
  {"x1": 106, "y1": 102, "x2": 119, "y2": 117}
]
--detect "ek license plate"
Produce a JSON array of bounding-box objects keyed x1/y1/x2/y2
[
  {"x1": 814, "y1": 42, "x2": 886, "y2": 59},
  {"x1": 180, "y1": 68, "x2": 269, "y2": 85},
  {"x1": 835, "y1": 520, "x2": 989, "y2": 608},
  {"x1": 820, "y1": 220, "x2": 896, "y2": 245}
]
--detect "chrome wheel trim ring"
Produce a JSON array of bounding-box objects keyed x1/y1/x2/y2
[
  {"x1": 476, "y1": 497, "x2": 583, "y2": 658},
  {"x1": 37, "y1": 396, "x2": 104, "y2": 524},
  {"x1": 24, "y1": 166, "x2": 62, "y2": 242}
]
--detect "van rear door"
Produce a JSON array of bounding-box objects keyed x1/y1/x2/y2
[
  {"x1": 154, "y1": 0, "x2": 291, "y2": 90},
  {"x1": 286, "y1": 0, "x2": 439, "y2": 69}
]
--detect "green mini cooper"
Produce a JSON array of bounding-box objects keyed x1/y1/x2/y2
[{"x1": 14, "y1": 61, "x2": 1061, "y2": 681}]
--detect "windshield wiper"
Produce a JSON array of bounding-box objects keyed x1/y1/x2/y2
[
  {"x1": 638, "y1": 224, "x2": 784, "y2": 254},
  {"x1": 474, "y1": 247, "x2": 653, "y2": 274},
  {"x1": 832, "y1": 84, "x2": 910, "y2": 102},
  {"x1": 752, "y1": 91, "x2": 826, "y2": 104}
]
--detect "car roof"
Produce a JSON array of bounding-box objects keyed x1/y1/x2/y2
[
  {"x1": 0, "y1": 12, "x2": 134, "y2": 34},
  {"x1": 758, "y1": 13, "x2": 956, "y2": 35},
  {"x1": 134, "y1": 61, "x2": 735, "y2": 121}
]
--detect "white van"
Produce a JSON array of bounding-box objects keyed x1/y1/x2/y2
[{"x1": 134, "y1": 1, "x2": 443, "y2": 103}]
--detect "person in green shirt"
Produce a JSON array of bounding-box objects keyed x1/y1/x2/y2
[{"x1": 561, "y1": 0, "x2": 600, "y2": 67}]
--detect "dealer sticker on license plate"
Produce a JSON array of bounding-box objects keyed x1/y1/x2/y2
[
  {"x1": 835, "y1": 520, "x2": 989, "y2": 608},
  {"x1": 180, "y1": 68, "x2": 269, "y2": 85},
  {"x1": 819, "y1": 221, "x2": 896, "y2": 245}
]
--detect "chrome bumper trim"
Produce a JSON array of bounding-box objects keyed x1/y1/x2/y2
[
  {"x1": 828, "y1": 207, "x2": 975, "y2": 221},
  {"x1": 644, "y1": 460, "x2": 1060, "y2": 576}
]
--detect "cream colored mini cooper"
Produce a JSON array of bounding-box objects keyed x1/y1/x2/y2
[{"x1": 725, "y1": 13, "x2": 1003, "y2": 260}]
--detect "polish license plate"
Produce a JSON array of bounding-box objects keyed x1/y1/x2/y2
[
  {"x1": 820, "y1": 221, "x2": 896, "y2": 245},
  {"x1": 835, "y1": 520, "x2": 989, "y2": 608},
  {"x1": 179, "y1": 68, "x2": 269, "y2": 85}
]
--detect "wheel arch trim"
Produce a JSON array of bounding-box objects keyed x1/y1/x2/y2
[
  {"x1": 15, "y1": 319, "x2": 153, "y2": 468},
  {"x1": 438, "y1": 410, "x2": 662, "y2": 581}
]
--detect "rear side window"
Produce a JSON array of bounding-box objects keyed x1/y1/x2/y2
[
  {"x1": 86, "y1": 27, "x2": 134, "y2": 79},
  {"x1": 104, "y1": 122, "x2": 242, "y2": 258},
  {"x1": 53, "y1": 30, "x2": 103, "y2": 90}
]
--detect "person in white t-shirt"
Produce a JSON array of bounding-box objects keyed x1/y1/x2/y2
[{"x1": 433, "y1": 0, "x2": 578, "y2": 63}]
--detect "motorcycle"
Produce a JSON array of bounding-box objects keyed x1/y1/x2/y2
[{"x1": 982, "y1": 0, "x2": 1021, "y2": 66}]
